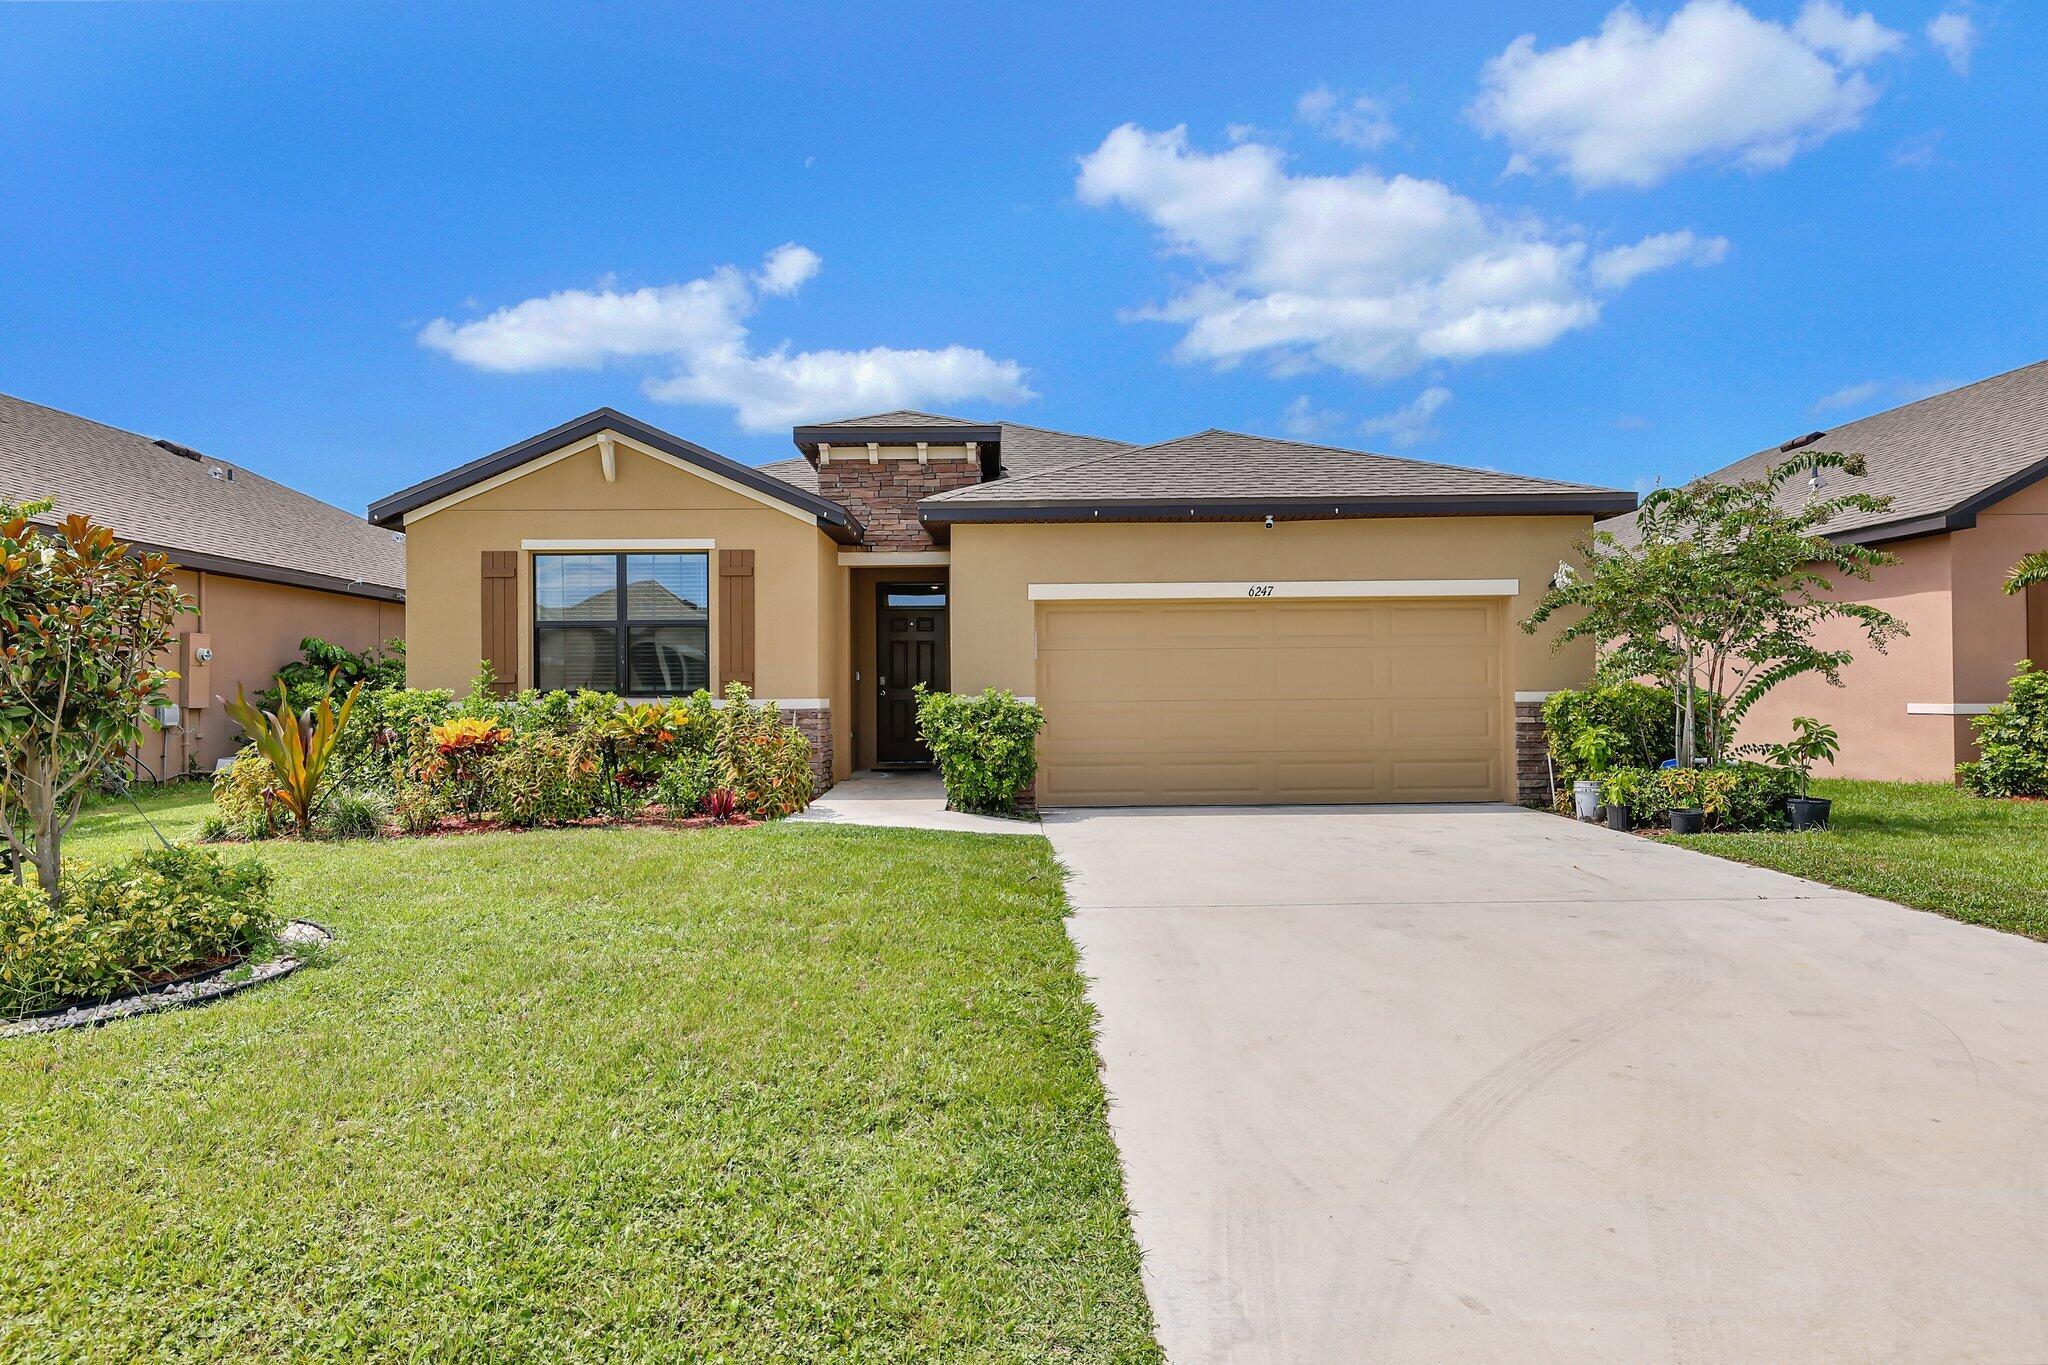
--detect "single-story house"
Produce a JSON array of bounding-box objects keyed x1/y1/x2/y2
[
  {"x1": 371, "y1": 409, "x2": 1633, "y2": 807},
  {"x1": 1602, "y1": 360, "x2": 2048, "y2": 782},
  {"x1": 0, "y1": 392, "x2": 407, "y2": 775}
]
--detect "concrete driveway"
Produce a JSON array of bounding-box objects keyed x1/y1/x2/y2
[{"x1": 1043, "y1": 804, "x2": 2048, "y2": 1363}]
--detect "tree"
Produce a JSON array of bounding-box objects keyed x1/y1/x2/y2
[
  {"x1": 2006, "y1": 551, "x2": 2048, "y2": 596},
  {"x1": 1522, "y1": 451, "x2": 1908, "y2": 768},
  {"x1": 0, "y1": 502, "x2": 187, "y2": 904}
]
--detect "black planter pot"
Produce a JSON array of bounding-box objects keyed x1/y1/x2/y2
[
  {"x1": 1607, "y1": 803, "x2": 1633, "y2": 832},
  {"x1": 1786, "y1": 795, "x2": 1832, "y2": 831},
  {"x1": 1668, "y1": 807, "x2": 1706, "y2": 835}
]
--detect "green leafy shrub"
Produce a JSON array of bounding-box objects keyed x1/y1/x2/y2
[
  {"x1": 391, "y1": 771, "x2": 450, "y2": 835},
  {"x1": 0, "y1": 846, "x2": 277, "y2": 1016},
  {"x1": 652, "y1": 750, "x2": 717, "y2": 818},
  {"x1": 1597, "y1": 766, "x2": 1663, "y2": 823},
  {"x1": 489, "y1": 731, "x2": 606, "y2": 828},
  {"x1": 1960, "y1": 662, "x2": 2048, "y2": 798},
  {"x1": 1656, "y1": 762, "x2": 1792, "y2": 831},
  {"x1": 332, "y1": 686, "x2": 456, "y2": 792},
  {"x1": 713, "y1": 684, "x2": 814, "y2": 818},
  {"x1": 913, "y1": 686, "x2": 1046, "y2": 816},
  {"x1": 315, "y1": 788, "x2": 390, "y2": 840},
  {"x1": 1543, "y1": 683, "x2": 1685, "y2": 788},
  {"x1": 256, "y1": 636, "x2": 405, "y2": 715},
  {"x1": 212, "y1": 752, "x2": 281, "y2": 839},
  {"x1": 197, "y1": 813, "x2": 233, "y2": 843}
]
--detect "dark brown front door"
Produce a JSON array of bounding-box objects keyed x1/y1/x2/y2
[{"x1": 877, "y1": 583, "x2": 949, "y2": 766}]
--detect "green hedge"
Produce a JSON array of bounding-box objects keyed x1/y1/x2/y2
[
  {"x1": 913, "y1": 687, "x2": 1045, "y2": 816},
  {"x1": 1597, "y1": 762, "x2": 1794, "y2": 831},
  {"x1": 1542, "y1": 683, "x2": 1683, "y2": 788},
  {"x1": 1960, "y1": 662, "x2": 2048, "y2": 798}
]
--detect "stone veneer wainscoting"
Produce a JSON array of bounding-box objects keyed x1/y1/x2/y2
[
  {"x1": 778, "y1": 703, "x2": 835, "y2": 797},
  {"x1": 1515, "y1": 699, "x2": 1552, "y2": 807}
]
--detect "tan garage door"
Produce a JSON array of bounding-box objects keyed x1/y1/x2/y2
[{"x1": 1035, "y1": 597, "x2": 1506, "y2": 806}]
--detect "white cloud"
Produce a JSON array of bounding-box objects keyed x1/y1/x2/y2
[
  {"x1": 1613, "y1": 414, "x2": 1652, "y2": 431},
  {"x1": 1891, "y1": 129, "x2": 1943, "y2": 167},
  {"x1": 1359, "y1": 385, "x2": 1452, "y2": 447},
  {"x1": 1926, "y1": 10, "x2": 1977, "y2": 75},
  {"x1": 1794, "y1": 0, "x2": 1905, "y2": 63},
  {"x1": 1280, "y1": 395, "x2": 1345, "y2": 439},
  {"x1": 1590, "y1": 230, "x2": 1731, "y2": 289},
  {"x1": 1296, "y1": 86, "x2": 1397, "y2": 151},
  {"x1": 419, "y1": 247, "x2": 1033, "y2": 430},
  {"x1": 1075, "y1": 123, "x2": 1722, "y2": 380},
  {"x1": 1812, "y1": 379, "x2": 1883, "y2": 411},
  {"x1": 1470, "y1": 0, "x2": 1900, "y2": 188}
]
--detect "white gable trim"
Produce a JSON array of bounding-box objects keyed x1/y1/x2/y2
[{"x1": 402, "y1": 429, "x2": 822, "y2": 529}]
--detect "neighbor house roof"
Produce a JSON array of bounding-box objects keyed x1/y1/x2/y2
[
  {"x1": 369, "y1": 408, "x2": 863, "y2": 542},
  {"x1": 0, "y1": 392, "x2": 406, "y2": 600},
  {"x1": 919, "y1": 428, "x2": 1636, "y2": 525},
  {"x1": 1601, "y1": 359, "x2": 2048, "y2": 547}
]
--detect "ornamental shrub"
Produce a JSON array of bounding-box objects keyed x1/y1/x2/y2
[
  {"x1": 1960, "y1": 662, "x2": 2048, "y2": 797},
  {"x1": 489, "y1": 731, "x2": 606, "y2": 828},
  {"x1": 212, "y1": 751, "x2": 282, "y2": 839},
  {"x1": 314, "y1": 788, "x2": 390, "y2": 840},
  {"x1": 1543, "y1": 683, "x2": 1685, "y2": 789},
  {"x1": 1656, "y1": 762, "x2": 1792, "y2": 832},
  {"x1": 912, "y1": 686, "x2": 1046, "y2": 816},
  {"x1": 712, "y1": 683, "x2": 813, "y2": 818},
  {"x1": 652, "y1": 750, "x2": 718, "y2": 818},
  {"x1": 0, "y1": 846, "x2": 277, "y2": 1017},
  {"x1": 1597, "y1": 766, "x2": 1663, "y2": 823}
]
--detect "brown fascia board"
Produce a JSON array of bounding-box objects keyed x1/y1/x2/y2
[
  {"x1": 1834, "y1": 450, "x2": 2048, "y2": 547},
  {"x1": 371, "y1": 408, "x2": 864, "y2": 543},
  {"x1": 26, "y1": 523, "x2": 407, "y2": 602},
  {"x1": 920, "y1": 490, "x2": 1639, "y2": 528}
]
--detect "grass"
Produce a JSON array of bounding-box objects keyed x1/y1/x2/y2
[
  {"x1": 2, "y1": 785, "x2": 1159, "y2": 1361},
  {"x1": 1666, "y1": 778, "x2": 2048, "y2": 939}
]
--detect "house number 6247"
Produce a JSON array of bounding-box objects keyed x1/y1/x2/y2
[{"x1": 1246, "y1": 584, "x2": 1276, "y2": 598}]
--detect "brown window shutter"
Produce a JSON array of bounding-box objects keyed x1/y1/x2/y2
[
  {"x1": 718, "y1": 549, "x2": 755, "y2": 691},
  {"x1": 480, "y1": 550, "x2": 518, "y2": 695}
]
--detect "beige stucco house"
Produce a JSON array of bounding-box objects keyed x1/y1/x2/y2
[
  {"x1": 1604, "y1": 360, "x2": 2048, "y2": 783},
  {"x1": 1, "y1": 393, "x2": 406, "y2": 775},
  {"x1": 375, "y1": 409, "x2": 1630, "y2": 807}
]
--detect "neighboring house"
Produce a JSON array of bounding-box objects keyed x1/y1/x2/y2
[
  {"x1": 1603, "y1": 361, "x2": 2048, "y2": 782},
  {"x1": 372, "y1": 408, "x2": 1631, "y2": 807},
  {"x1": 0, "y1": 393, "x2": 406, "y2": 775}
]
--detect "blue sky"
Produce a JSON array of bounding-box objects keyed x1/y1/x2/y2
[{"x1": 2, "y1": 1, "x2": 2040, "y2": 516}]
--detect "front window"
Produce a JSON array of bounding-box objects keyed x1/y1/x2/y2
[{"x1": 534, "y1": 552, "x2": 709, "y2": 695}]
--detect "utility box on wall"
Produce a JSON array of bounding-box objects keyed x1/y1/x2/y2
[{"x1": 179, "y1": 632, "x2": 212, "y2": 709}]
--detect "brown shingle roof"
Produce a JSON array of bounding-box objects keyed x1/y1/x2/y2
[
  {"x1": 0, "y1": 392, "x2": 405, "y2": 598},
  {"x1": 1602, "y1": 359, "x2": 2048, "y2": 545},
  {"x1": 801, "y1": 409, "x2": 977, "y2": 429},
  {"x1": 922, "y1": 428, "x2": 1630, "y2": 516},
  {"x1": 756, "y1": 419, "x2": 1130, "y2": 495}
]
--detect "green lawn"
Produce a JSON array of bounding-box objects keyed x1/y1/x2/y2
[
  {"x1": 1666, "y1": 778, "x2": 2048, "y2": 939},
  {"x1": 2, "y1": 785, "x2": 1158, "y2": 1362}
]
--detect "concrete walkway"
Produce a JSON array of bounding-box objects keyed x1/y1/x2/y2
[
  {"x1": 790, "y1": 768, "x2": 1040, "y2": 836},
  {"x1": 1043, "y1": 803, "x2": 2048, "y2": 1363}
]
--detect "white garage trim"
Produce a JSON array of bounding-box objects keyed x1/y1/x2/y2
[
  {"x1": 1513, "y1": 691, "x2": 1556, "y2": 703},
  {"x1": 1026, "y1": 578, "x2": 1520, "y2": 603},
  {"x1": 1906, "y1": 702, "x2": 1997, "y2": 715}
]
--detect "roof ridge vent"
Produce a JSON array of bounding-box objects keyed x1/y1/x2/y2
[
  {"x1": 1779, "y1": 430, "x2": 1826, "y2": 453},
  {"x1": 153, "y1": 437, "x2": 207, "y2": 461}
]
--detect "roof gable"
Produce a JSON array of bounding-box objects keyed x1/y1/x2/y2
[{"x1": 370, "y1": 409, "x2": 862, "y2": 542}]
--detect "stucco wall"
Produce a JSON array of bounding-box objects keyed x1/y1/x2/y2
[
  {"x1": 947, "y1": 516, "x2": 1599, "y2": 696},
  {"x1": 398, "y1": 440, "x2": 851, "y2": 779},
  {"x1": 162, "y1": 569, "x2": 403, "y2": 775},
  {"x1": 1734, "y1": 478, "x2": 2048, "y2": 782}
]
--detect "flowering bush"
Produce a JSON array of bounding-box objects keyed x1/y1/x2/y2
[{"x1": 0, "y1": 846, "x2": 276, "y2": 1017}]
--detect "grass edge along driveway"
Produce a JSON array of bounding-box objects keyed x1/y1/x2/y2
[
  {"x1": 1665, "y1": 778, "x2": 2048, "y2": 941},
  {"x1": 1, "y1": 786, "x2": 1161, "y2": 1362}
]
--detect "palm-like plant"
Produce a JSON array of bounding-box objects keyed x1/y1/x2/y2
[
  {"x1": 222, "y1": 667, "x2": 362, "y2": 832},
  {"x1": 2006, "y1": 551, "x2": 2048, "y2": 596}
]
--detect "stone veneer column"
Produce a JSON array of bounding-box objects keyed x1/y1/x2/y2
[
  {"x1": 812, "y1": 457, "x2": 982, "y2": 550},
  {"x1": 778, "y1": 703, "x2": 835, "y2": 797},
  {"x1": 1515, "y1": 699, "x2": 1553, "y2": 807}
]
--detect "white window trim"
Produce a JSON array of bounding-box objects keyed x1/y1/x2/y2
[
  {"x1": 1026, "y1": 578, "x2": 1519, "y2": 602},
  {"x1": 1906, "y1": 702, "x2": 1998, "y2": 716},
  {"x1": 523, "y1": 538, "x2": 716, "y2": 551},
  {"x1": 403, "y1": 429, "x2": 817, "y2": 528}
]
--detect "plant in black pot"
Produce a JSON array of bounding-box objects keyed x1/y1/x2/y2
[
  {"x1": 1771, "y1": 716, "x2": 1839, "y2": 831},
  {"x1": 1598, "y1": 767, "x2": 1654, "y2": 832},
  {"x1": 1661, "y1": 765, "x2": 1708, "y2": 834},
  {"x1": 1570, "y1": 725, "x2": 1621, "y2": 821}
]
